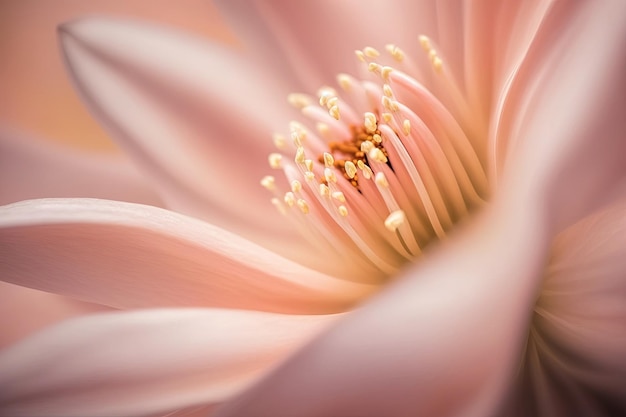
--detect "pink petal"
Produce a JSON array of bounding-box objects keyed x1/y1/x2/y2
[
  {"x1": 492, "y1": 0, "x2": 626, "y2": 231},
  {"x1": 0, "y1": 126, "x2": 162, "y2": 207},
  {"x1": 0, "y1": 198, "x2": 375, "y2": 313},
  {"x1": 0, "y1": 308, "x2": 338, "y2": 417},
  {"x1": 58, "y1": 17, "x2": 304, "y2": 254},
  {"x1": 213, "y1": 3, "x2": 626, "y2": 414},
  {"x1": 515, "y1": 200, "x2": 626, "y2": 416},
  {"x1": 0, "y1": 282, "x2": 110, "y2": 349},
  {"x1": 215, "y1": 0, "x2": 442, "y2": 91},
  {"x1": 214, "y1": 192, "x2": 555, "y2": 417}
]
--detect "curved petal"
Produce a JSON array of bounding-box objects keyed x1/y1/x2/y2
[
  {"x1": 58, "y1": 17, "x2": 305, "y2": 253},
  {"x1": 0, "y1": 198, "x2": 375, "y2": 313},
  {"x1": 0, "y1": 282, "x2": 110, "y2": 349},
  {"x1": 0, "y1": 126, "x2": 162, "y2": 207},
  {"x1": 0, "y1": 308, "x2": 338, "y2": 417},
  {"x1": 214, "y1": 187, "x2": 556, "y2": 417},
  {"x1": 492, "y1": 0, "x2": 626, "y2": 228},
  {"x1": 517, "y1": 200, "x2": 626, "y2": 416},
  {"x1": 214, "y1": 0, "x2": 442, "y2": 91}
]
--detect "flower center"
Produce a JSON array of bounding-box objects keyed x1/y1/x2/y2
[{"x1": 262, "y1": 38, "x2": 489, "y2": 280}]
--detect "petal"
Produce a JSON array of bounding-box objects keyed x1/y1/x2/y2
[
  {"x1": 520, "y1": 200, "x2": 626, "y2": 416},
  {"x1": 0, "y1": 126, "x2": 162, "y2": 207},
  {"x1": 0, "y1": 198, "x2": 375, "y2": 313},
  {"x1": 0, "y1": 308, "x2": 337, "y2": 417},
  {"x1": 492, "y1": 0, "x2": 626, "y2": 231},
  {"x1": 214, "y1": 191, "x2": 555, "y2": 417},
  {"x1": 215, "y1": 0, "x2": 442, "y2": 91},
  {"x1": 0, "y1": 282, "x2": 110, "y2": 349},
  {"x1": 58, "y1": 17, "x2": 304, "y2": 253}
]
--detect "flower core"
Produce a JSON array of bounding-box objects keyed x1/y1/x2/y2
[{"x1": 263, "y1": 38, "x2": 489, "y2": 279}]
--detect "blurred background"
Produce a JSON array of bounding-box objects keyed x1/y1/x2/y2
[
  {"x1": 0, "y1": 0, "x2": 236, "y2": 347},
  {"x1": 0, "y1": 0, "x2": 236, "y2": 151}
]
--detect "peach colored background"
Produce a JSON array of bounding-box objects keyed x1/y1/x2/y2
[{"x1": 0, "y1": 0, "x2": 235, "y2": 151}]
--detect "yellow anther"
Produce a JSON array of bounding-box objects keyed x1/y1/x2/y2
[
  {"x1": 291, "y1": 130, "x2": 304, "y2": 147},
  {"x1": 269, "y1": 153, "x2": 283, "y2": 169},
  {"x1": 331, "y1": 191, "x2": 346, "y2": 202},
  {"x1": 382, "y1": 96, "x2": 399, "y2": 111},
  {"x1": 272, "y1": 133, "x2": 287, "y2": 150},
  {"x1": 382, "y1": 112, "x2": 393, "y2": 123},
  {"x1": 297, "y1": 199, "x2": 310, "y2": 214},
  {"x1": 355, "y1": 50, "x2": 366, "y2": 62},
  {"x1": 304, "y1": 171, "x2": 316, "y2": 182},
  {"x1": 368, "y1": 62, "x2": 382, "y2": 74},
  {"x1": 337, "y1": 73, "x2": 352, "y2": 91},
  {"x1": 260, "y1": 175, "x2": 276, "y2": 191},
  {"x1": 271, "y1": 197, "x2": 286, "y2": 215},
  {"x1": 357, "y1": 160, "x2": 373, "y2": 179},
  {"x1": 381, "y1": 66, "x2": 393, "y2": 81},
  {"x1": 385, "y1": 44, "x2": 405, "y2": 62},
  {"x1": 384, "y1": 210, "x2": 406, "y2": 231},
  {"x1": 432, "y1": 56, "x2": 443, "y2": 73},
  {"x1": 291, "y1": 180, "x2": 302, "y2": 193},
  {"x1": 403, "y1": 119, "x2": 411, "y2": 136},
  {"x1": 338, "y1": 205, "x2": 349, "y2": 217},
  {"x1": 360, "y1": 140, "x2": 375, "y2": 153},
  {"x1": 304, "y1": 159, "x2": 314, "y2": 172},
  {"x1": 375, "y1": 172, "x2": 389, "y2": 188},
  {"x1": 287, "y1": 93, "x2": 311, "y2": 109},
  {"x1": 329, "y1": 105, "x2": 340, "y2": 120},
  {"x1": 284, "y1": 192, "x2": 296, "y2": 206},
  {"x1": 364, "y1": 112, "x2": 378, "y2": 133},
  {"x1": 323, "y1": 152, "x2": 335, "y2": 168},
  {"x1": 316, "y1": 122, "x2": 331, "y2": 138},
  {"x1": 363, "y1": 46, "x2": 380, "y2": 58},
  {"x1": 373, "y1": 133, "x2": 382, "y2": 144},
  {"x1": 295, "y1": 146, "x2": 306, "y2": 164},
  {"x1": 418, "y1": 35, "x2": 431, "y2": 52},
  {"x1": 383, "y1": 84, "x2": 393, "y2": 98},
  {"x1": 369, "y1": 147, "x2": 388, "y2": 163},
  {"x1": 344, "y1": 161, "x2": 357, "y2": 179},
  {"x1": 324, "y1": 167, "x2": 338, "y2": 183},
  {"x1": 319, "y1": 183, "x2": 330, "y2": 197},
  {"x1": 326, "y1": 96, "x2": 338, "y2": 109}
]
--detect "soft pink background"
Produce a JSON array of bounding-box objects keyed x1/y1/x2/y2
[{"x1": 0, "y1": 0, "x2": 235, "y2": 151}]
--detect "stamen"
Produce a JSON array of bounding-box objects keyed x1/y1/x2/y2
[
  {"x1": 291, "y1": 180, "x2": 302, "y2": 193},
  {"x1": 385, "y1": 44, "x2": 405, "y2": 62},
  {"x1": 297, "y1": 198, "x2": 310, "y2": 214},
  {"x1": 363, "y1": 46, "x2": 380, "y2": 58},
  {"x1": 323, "y1": 152, "x2": 335, "y2": 168},
  {"x1": 344, "y1": 161, "x2": 357, "y2": 179},
  {"x1": 272, "y1": 133, "x2": 287, "y2": 150},
  {"x1": 384, "y1": 210, "x2": 406, "y2": 232},
  {"x1": 268, "y1": 153, "x2": 282, "y2": 169},
  {"x1": 271, "y1": 197, "x2": 286, "y2": 215},
  {"x1": 294, "y1": 147, "x2": 306, "y2": 164},
  {"x1": 284, "y1": 192, "x2": 296, "y2": 207},
  {"x1": 287, "y1": 93, "x2": 312, "y2": 109},
  {"x1": 332, "y1": 191, "x2": 346, "y2": 202},
  {"x1": 260, "y1": 175, "x2": 276, "y2": 191},
  {"x1": 338, "y1": 205, "x2": 349, "y2": 217},
  {"x1": 402, "y1": 119, "x2": 411, "y2": 136}
]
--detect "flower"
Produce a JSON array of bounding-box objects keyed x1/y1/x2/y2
[{"x1": 1, "y1": 1, "x2": 626, "y2": 417}]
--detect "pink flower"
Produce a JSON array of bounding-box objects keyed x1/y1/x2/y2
[{"x1": 1, "y1": 1, "x2": 626, "y2": 416}]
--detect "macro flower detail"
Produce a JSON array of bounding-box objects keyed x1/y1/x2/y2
[
  {"x1": 1, "y1": 1, "x2": 626, "y2": 417},
  {"x1": 263, "y1": 37, "x2": 490, "y2": 278}
]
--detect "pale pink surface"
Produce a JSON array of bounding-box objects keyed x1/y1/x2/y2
[{"x1": 0, "y1": 1, "x2": 625, "y2": 417}]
